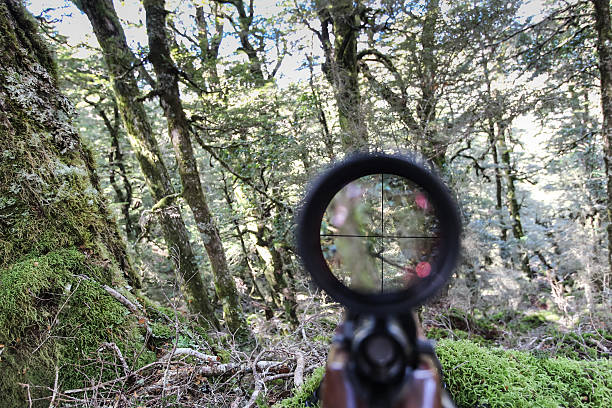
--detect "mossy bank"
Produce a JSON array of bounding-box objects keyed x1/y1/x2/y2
[{"x1": 273, "y1": 339, "x2": 611, "y2": 408}]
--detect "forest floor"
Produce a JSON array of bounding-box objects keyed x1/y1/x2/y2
[{"x1": 37, "y1": 286, "x2": 610, "y2": 408}]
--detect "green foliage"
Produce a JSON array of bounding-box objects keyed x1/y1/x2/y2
[
  {"x1": 437, "y1": 339, "x2": 612, "y2": 408},
  {"x1": 151, "y1": 321, "x2": 175, "y2": 339}
]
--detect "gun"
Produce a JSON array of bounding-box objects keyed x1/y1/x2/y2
[{"x1": 297, "y1": 153, "x2": 461, "y2": 408}]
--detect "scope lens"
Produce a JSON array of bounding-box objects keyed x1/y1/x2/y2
[{"x1": 320, "y1": 174, "x2": 440, "y2": 294}]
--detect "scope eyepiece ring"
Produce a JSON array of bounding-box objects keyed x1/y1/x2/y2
[{"x1": 296, "y1": 153, "x2": 461, "y2": 314}]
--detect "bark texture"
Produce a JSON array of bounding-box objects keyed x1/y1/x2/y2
[
  {"x1": 592, "y1": 0, "x2": 612, "y2": 276},
  {"x1": 417, "y1": 0, "x2": 445, "y2": 167},
  {"x1": 317, "y1": 0, "x2": 368, "y2": 151},
  {"x1": 498, "y1": 128, "x2": 532, "y2": 278},
  {"x1": 73, "y1": 0, "x2": 217, "y2": 326},
  {"x1": 0, "y1": 1, "x2": 144, "y2": 404},
  {"x1": 144, "y1": 0, "x2": 247, "y2": 335}
]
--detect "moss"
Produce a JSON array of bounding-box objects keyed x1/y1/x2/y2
[
  {"x1": 0, "y1": 249, "x2": 153, "y2": 405},
  {"x1": 0, "y1": 4, "x2": 146, "y2": 405},
  {"x1": 437, "y1": 339, "x2": 612, "y2": 408},
  {"x1": 0, "y1": 2, "x2": 133, "y2": 284},
  {"x1": 509, "y1": 311, "x2": 553, "y2": 332},
  {"x1": 273, "y1": 341, "x2": 610, "y2": 408},
  {"x1": 0, "y1": 2, "x2": 57, "y2": 81},
  {"x1": 0, "y1": 249, "x2": 84, "y2": 343},
  {"x1": 151, "y1": 321, "x2": 174, "y2": 339},
  {"x1": 217, "y1": 347, "x2": 232, "y2": 364},
  {"x1": 424, "y1": 308, "x2": 501, "y2": 345},
  {"x1": 272, "y1": 367, "x2": 324, "y2": 408}
]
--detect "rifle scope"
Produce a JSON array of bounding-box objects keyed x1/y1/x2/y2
[{"x1": 297, "y1": 153, "x2": 461, "y2": 315}]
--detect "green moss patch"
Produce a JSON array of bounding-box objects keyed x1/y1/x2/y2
[
  {"x1": 0, "y1": 249, "x2": 152, "y2": 406},
  {"x1": 273, "y1": 341, "x2": 610, "y2": 408},
  {"x1": 437, "y1": 339, "x2": 612, "y2": 408},
  {"x1": 272, "y1": 367, "x2": 324, "y2": 408},
  {"x1": 0, "y1": 248, "x2": 84, "y2": 343}
]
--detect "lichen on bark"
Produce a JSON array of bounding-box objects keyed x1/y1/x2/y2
[{"x1": 0, "y1": 1, "x2": 147, "y2": 405}]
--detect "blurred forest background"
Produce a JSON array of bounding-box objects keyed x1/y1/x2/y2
[{"x1": 0, "y1": 0, "x2": 611, "y2": 406}]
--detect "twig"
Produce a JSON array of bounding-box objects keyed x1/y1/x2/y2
[
  {"x1": 161, "y1": 348, "x2": 218, "y2": 363},
  {"x1": 49, "y1": 366, "x2": 59, "y2": 407},
  {"x1": 19, "y1": 383, "x2": 33, "y2": 408},
  {"x1": 294, "y1": 352, "x2": 305, "y2": 387},
  {"x1": 99, "y1": 342, "x2": 130, "y2": 376},
  {"x1": 63, "y1": 361, "x2": 165, "y2": 394},
  {"x1": 33, "y1": 280, "x2": 81, "y2": 354},
  {"x1": 101, "y1": 285, "x2": 144, "y2": 317},
  {"x1": 244, "y1": 350, "x2": 265, "y2": 408},
  {"x1": 536, "y1": 336, "x2": 554, "y2": 350}
]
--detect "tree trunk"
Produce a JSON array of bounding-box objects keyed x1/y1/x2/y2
[
  {"x1": 144, "y1": 0, "x2": 247, "y2": 336},
  {"x1": 195, "y1": 3, "x2": 223, "y2": 90},
  {"x1": 489, "y1": 130, "x2": 506, "y2": 240},
  {"x1": 592, "y1": 0, "x2": 612, "y2": 276},
  {"x1": 213, "y1": 0, "x2": 266, "y2": 85},
  {"x1": 482, "y1": 56, "x2": 508, "y2": 242},
  {"x1": 0, "y1": 1, "x2": 145, "y2": 404},
  {"x1": 73, "y1": 0, "x2": 218, "y2": 326},
  {"x1": 222, "y1": 176, "x2": 270, "y2": 301},
  {"x1": 97, "y1": 101, "x2": 138, "y2": 240},
  {"x1": 498, "y1": 127, "x2": 532, "y2": 278},
  {"x1": 255, "y1": 223, "x2": 299, "y2": 327},
  {"x1": 418, "y1": 0, "x2": 445, "y2": 167},
  {"x1": 318, "y1": 0, "x2": 368, "y2": 151}
]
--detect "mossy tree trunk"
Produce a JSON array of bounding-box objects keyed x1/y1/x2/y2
[
  {"x1": 143, "y1": 0, "x2": 247, "y2": 336},
  {"x1": 195, "y1": 3, "x2": 223, "y2": 90},
  {"x1": 0, "y1": 1, "x2": 147, "y2": 404},
  {"x1": 317, "y1": 0, "x2": 369, "y2": 151},
  {"x1": 89, "y1": 99, "x2": 139, "y2": 240},
  {"x1": 592, "y1": 0, "x2": 612, "y2": 277},
  {"x1": 72, "y1": 0, "x2": 218, "y2": 327},
  {"x1": 417, "y1": 0, "x2": 445, "y2": 168}
]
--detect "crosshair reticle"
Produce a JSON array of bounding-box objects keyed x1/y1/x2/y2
[{"x1": 319, "y1": 174, "x2": 440, "y2": 294}]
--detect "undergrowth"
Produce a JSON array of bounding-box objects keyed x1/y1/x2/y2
[
  {"x1": 274, "y1": 339, "x2": 611, "y2": 408},
  {"x1": 424, "y1": 307, "x2": 611, "y2": 360},
  {"x1": 271, "y1": 367, "x2": 324, "y2": 408}
]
